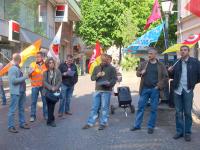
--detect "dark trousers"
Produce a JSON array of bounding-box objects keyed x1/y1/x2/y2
[
  {"x1": 46, "y1": 97, "x2": 56, "y2": 124},
  {"x1": 174, "y1": 90, "x2": 193, "y2": 135}
]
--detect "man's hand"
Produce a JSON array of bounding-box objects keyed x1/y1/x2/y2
[
  {"x1": 168, "y1": 66, "x2": 174, "y2": 72},
  {"x1": 52, "y1": 86, "x2": 56, "y2": 92},
  {"x1": 28, "y1": 67, "x2": 34, "y2": 76},
  {"x1": 63, "y1": 72, "x2": 68, "y2": 76},
  {"x1": 140, "y1": 69, "x2": 146, "y2": 75},
  {"x1": 97, "y1": 72, "x2": 104, "y2": 78}
]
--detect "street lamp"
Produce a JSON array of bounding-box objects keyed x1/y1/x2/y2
[{"x1": 161, "y1": 0, "x2": 174, "y2": 65}]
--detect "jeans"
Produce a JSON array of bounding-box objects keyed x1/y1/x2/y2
[
  {"x1": 134, "y1": 88, "x2": 159, "y2": 129},
  {"x1": 46, "y1": 97, "x2": 56, "y2": 124},
  {"x1": 8, "y1": 93, "x2": 26, "y2": 128},
  {"x1": 0, "y1": 85, "x2": 6, "y2": 104},
  {"x1": 174, "y1": 90, "x2": 193, "y2": 135},
  {"x1": 30, "y1": 87, "x2": 47, "y2": 118},
  {"x1": 87, "y1": 91, "x2": 111, "y2": 126},
  {"x1": 59, "y1": 84, "x2": 74, "y2": 113}
]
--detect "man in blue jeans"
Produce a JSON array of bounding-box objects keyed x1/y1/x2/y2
[
  {"x1": 82, "y1": 54, "x2": 117, "y2": 130},
  {"x1": 130, "y1": 48, "x2": 168, "y2": 134},
  {"x1": 58, "y1": 55, "x2": 78, "y2": 117},
  {"x1": 29, "y1": 52, "x2": 47, "y2": 122},
  {"x1": 168, "y1": 45, "x2": 200, "y2": 142},
  {"x1": 0, "y1": 63, "x2": 7, "y2": 105},
  {"x1": 8, "y1": 53, "x2": 30, "y2": 133}
]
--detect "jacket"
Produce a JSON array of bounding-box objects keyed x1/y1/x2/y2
[
  {"x1": 8, "y1": 65, "x2": 28, "y2": 95},
  {"x1": 58, "y1": 63, "x2": 78, "y2": 87},
  {"x1": 29, "y1": 62, "x2": 47, "y2": 87},
  {"x1": 91, "y1": 64, "x2": 117, "y2": 91},
  {"x1": 42, "y1": 69, "x2": 62, "y2": 96},
  {"x1": 137, "y1": 60, "x2": 168, "y2": 95},
  {"x1": 169, "y1": 57, "x2": 200, "y2": 90}
]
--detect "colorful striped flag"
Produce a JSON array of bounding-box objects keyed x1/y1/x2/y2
[
  {"x1": 0, "y1": 39, "x2": 42, "y2": 76},
  {"x1": 88, "y1": 41, "x2": 102, "y2": 75}
]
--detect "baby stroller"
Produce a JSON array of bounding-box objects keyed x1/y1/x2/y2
[{"x1": 111, "y1": 86, "x2": 135, "y2": 117}]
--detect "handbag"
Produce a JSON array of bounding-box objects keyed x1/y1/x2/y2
[{"x1": 45, "y1": 90, "x2": 60, "y2": 102}]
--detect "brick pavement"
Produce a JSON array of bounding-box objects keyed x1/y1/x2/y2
[{"x1": 0, "y1": 72, "x2": 200, "y2": 150}]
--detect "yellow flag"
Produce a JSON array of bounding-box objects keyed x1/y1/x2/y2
[
  {"x1": 162, "y1": 43, "x2": 195, "y2": 54},
  {"x1": 0, "y1": 39, "x2": 42, "y2": 76},
  {"x1": 19, "y1": 39, "x2": 42, "y2": 67}
]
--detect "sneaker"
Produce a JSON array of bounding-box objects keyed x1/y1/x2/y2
[
  {"x1": 65, "y1": 112, "x2": 72, "y2": 115},
  {"x1": 82, "y1": 124, "x2": 92, "y2": 129},
  {"x1": 147, "y1": 128, "x2": 154, "y2": 134},
  {"x1": 8, "y1": 127, "x2": 18, "y2": 133},
  {"x1": 98, "y1": 125, "x2": 106, "y2": 130},
  {"x1": 173, "y1": 133, "x2": 183, "y2": 139},
  {"x1": 20, "y1": 123, "x2": 30, "y2": 129},
  {"x1": 184, "y1": 134, "x2": 191, "y2": 142},
  {"x1": 130, "y1": 127, "x2": 141, "y2": 131},
  {"x1": 30, "y1": 117, "x2": 35, "y2": 122}
]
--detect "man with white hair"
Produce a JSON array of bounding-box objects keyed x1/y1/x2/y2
[{"x1": 0, "y1": 63, "x2": 7, "y2": 105}]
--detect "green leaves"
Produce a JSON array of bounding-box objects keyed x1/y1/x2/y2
[{"x1": 76, "y1": 0, "x2": 177, "y2": 52}]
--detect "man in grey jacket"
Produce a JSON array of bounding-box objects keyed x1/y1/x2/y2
[{"x1": 7, "y1": 53, "x2": 30, "y2": 133}]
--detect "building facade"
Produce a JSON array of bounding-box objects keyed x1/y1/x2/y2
[
  {"x1": 177, "y1": 0, "x2": 200, "y2": 59},
  {"x1": 0, "y1": 0, "x2": 81, "y2": 65}
]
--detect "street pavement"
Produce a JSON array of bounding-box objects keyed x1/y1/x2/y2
[{"x1": 0, "y1": 72, "x2": 200, "y2": 150}]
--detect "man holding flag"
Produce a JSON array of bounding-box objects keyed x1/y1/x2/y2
[{"x1": 8, "y1": 53, "x2": 30, "y2": 133}]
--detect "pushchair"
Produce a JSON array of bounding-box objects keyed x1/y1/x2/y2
[{"x1": 111, "y1": 86, "x2": 135, "y2": 117}]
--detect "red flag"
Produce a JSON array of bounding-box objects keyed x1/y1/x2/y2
[
  {"x1": 144, "y1": 0, "x2": 161, "y2": 30},
  {"x1": 185, "y1": 0, "x2": 200, "y2": 17},
  {"x1": 88, "y1": 41, "x2": 102, "y2": 74},
  {"x1": 182, "y1": 34, "x2": 200, "y2": 44}
]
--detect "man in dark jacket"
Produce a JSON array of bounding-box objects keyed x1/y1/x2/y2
[
  {"x1": 58, "y1": 55, "x2": 78, "y2": 116},
  {"x1": 82, "y1": 54, "x2": 117, "y2": 130},
  {"x1": 168, "y1": 45, "x2": 200, "y2": 142},
  {"x1": 130, "y1": 48, "x2": 168, "y2": 134}
]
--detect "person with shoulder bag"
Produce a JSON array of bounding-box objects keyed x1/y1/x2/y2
[{"x1": 43, "y1": 58, "x2": 62, "y2": 127}]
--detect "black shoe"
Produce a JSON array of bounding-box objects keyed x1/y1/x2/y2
[
  {"x1": 98, "y1": 125, "x2": 106, "y2": 130},
  {"x1": 8, "y1": 127, "x2": 18, "y2": 133},
  {"x1": 173, "y1": 133, "x2": 183, "y2": 139},
  {"x1": 82, "y1": 124, "x2": 92, "y2": 129},
  {"x1": 147, "y1": 128, "x2": 154, "y2": 134},
  {"x1": 130, "y1": 127, "x2": 141, "y2": 131},
  {"x1": 20, "y1": 123, "x2": 30, "y2": 129},
  {"x1": 47, "y1": 122, "x2": 56, "y2": 127},
  {"x1": 184, "y1": 134, "x2": 191, "y2": 142}
]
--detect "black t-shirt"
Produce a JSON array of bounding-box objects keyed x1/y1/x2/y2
[{"x1": 143, "y1": 62, "x2": 158, "y2": 88}]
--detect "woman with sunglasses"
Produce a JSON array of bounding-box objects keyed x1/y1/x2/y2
[{"x1": 43, "y1": 58, "x2": 62, "y2": 127}]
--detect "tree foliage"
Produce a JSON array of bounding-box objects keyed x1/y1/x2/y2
[{"x1": 76, "y1": 0, "x2": 177, "y2": 52}]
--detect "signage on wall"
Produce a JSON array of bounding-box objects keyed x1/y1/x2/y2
[
  {"x1": 8, "y1": 20, "x2": 20, "y2": 43},
  {"x1": 55, "y1": 4, "x2": 68, "y2": 22}
]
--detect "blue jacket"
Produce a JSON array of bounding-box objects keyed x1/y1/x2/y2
[
  {"x1": 8, "y1": 65, "x2": 28, "y2": 95},
  {"x1": 169, "y1": 57, "x2": 200, "y2": 90}
]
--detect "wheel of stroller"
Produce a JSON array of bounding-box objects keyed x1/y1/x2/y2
[
  {"x1": 110, "y1": 105, "x2": 115, "y2": 114},
  {"x1": 130, "y1": 105, "x2": 135, "y2": 113}
]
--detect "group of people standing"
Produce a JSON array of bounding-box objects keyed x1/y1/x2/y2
[
  {"x1": 4, "y1": 45, "x2": 200, "y2": 142},
  {"x1": 7, "y1": 52, "x2": 78, "y2": 133}
]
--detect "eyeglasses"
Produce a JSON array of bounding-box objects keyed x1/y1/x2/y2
[{"x1": 49, "y1": 61, "x2": 54, "y2": 64}]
